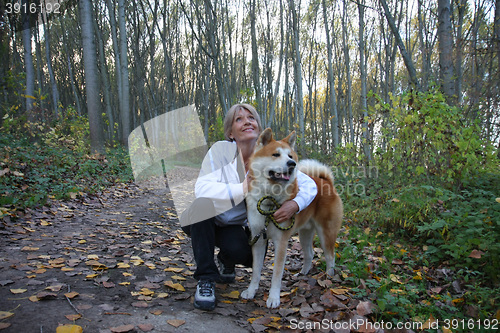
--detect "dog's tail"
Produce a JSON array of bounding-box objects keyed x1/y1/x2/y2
[{"x1": 298, "y1": 159, "x2": 334, "y2": 184}]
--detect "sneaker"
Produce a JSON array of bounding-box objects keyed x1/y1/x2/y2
[
  {"x1": 194, "y1": 280, "x2": 216, "y2": 311},
  {"x1": 217, "y1": 255, "x2": 236, "y2": 283}
]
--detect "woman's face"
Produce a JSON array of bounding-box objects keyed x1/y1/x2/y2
[{"x1": 229, "y1": 108, "x2": 260, "y2": 143}]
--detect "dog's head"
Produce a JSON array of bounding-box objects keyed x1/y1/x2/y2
[{"x1": 251, "y1": 128, "x2": 298, "y2": 183}]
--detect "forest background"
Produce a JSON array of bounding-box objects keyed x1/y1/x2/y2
[{"x1": 0, "y1": 0, "x2": 499, "y2": 327}]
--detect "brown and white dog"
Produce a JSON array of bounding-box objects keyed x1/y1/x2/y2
[{"x1": 241, "y1": 128, "x2": 343, "y2": 308}]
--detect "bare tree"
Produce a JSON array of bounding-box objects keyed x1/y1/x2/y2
[
  {"x1": 79, "y1": 0, "x2": 104, "y2": 153},
  {"x1": 118, "y1": 0, "x2": 131, "y2": 146},
  {"x1": 379, "y1": 0, "x2": 419, "y2": 90},
  {"x1": 322, "y1": 0, "x2": 339, "y2": 148},
  {"x1": 342, "y1": 0, "x2": 354, "y2": 144},
  {"x1": 250, "y1": 0, "x2": 263, "y2": 114},
  {"x1": 41, "y1": 9, "x2": 59, "y2": 117},
  {"x1": 21, "y1": 0, "x2": 35, "y2": 112},
  {"x1": 289, "y1": 0, "x2": 305, "y2": 155},
  {"x1": 438, "y1": 0, "x2": 455, "y2": 103},
  {"x1": 496, "y1": 0, "x2": 500, "y2": 69},
  {"x1": 358, "y1": 0, "x2": 371, "y2": 162}
]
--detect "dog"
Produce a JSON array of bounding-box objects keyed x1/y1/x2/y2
[{"x1": 241, "y1": 128, "x2": 343, "y2": 308}]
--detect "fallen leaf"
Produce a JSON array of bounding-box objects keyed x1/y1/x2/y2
[
  {"x1": 468, "y1": 249, "x2": 485, "y2": 259},
  {"x1": 10, "y1": 288, "x2": 27, "y2": 294},
  {"x1": 164, "y1": 267, "x2": 183, "y2": 273},
  {"x1": 21, "y1": 246, "x2": 39, "y2": 252},
  {"x1": 46, "y1": 284, "x2": 64, "y2": 292},
  {"x1": 221, "y1": 290, "x2": 240, "y2": 299},
  {"x1": 356, "y1": 301, "x2": 375, "y2": 316},
  {"x1": 320, "y1": 290, "x2": 346, "y2": 309},
  {"x1": 65, "y1": 314, "x2": 82, "y2": 321},
  {"x1": 422, "y1": 314, "x2": 439, "y2": 330},
  {"x1": 29, "y1": 295, "x2": 39, "y2": 302},
  {"x1": 103, "y1": 281, "x2": 116, "y2": 288},
  {"x1": 331, "y1": 287, "x2": 349, "y2": 295},
  {"x1": 164, "y1": 281, "x2": 185, "y2": 291},
  {"x1": 132, "y1": 301, "x2": 149, "y2": 308},
  {"x1": 390, "y1": 274, "x2": 403, "y2": 284},
  {"x1": 110, "y1": 324, "x2": 135, "y2": 333},
  {"x1": 64, "y1": 292, "x2": 79, "y2": 299},
  {"x1": 149, "y1": 310, "x2": 163, "y2": 315},
  {"x1": 0, "y1": 323, "x2": 12, "y2": 329},
  {"x1": 167, "y1": 319, "x2": 185, "y2": 328},
  {"x1": 0, "y1": 312, "x2": 14, "y2": 320},
  {"x1": 55, "y1": 325, "x2": 83, "y2": 333},
  {"x1": 137, "y1": 324, "x2": 154, "y2": 332},
  {"x1": 36, "y1": 291, "x2": 58, "y2": 299},
  {"x1": 140, "y1": 288, "x2": 154, "y2": 296},
  {"x1": 117, "y1": 263, "x2": 130, "y2": 269},
  {"x1": 171, "y1": 275, "x2": 186, "y2": 281}
]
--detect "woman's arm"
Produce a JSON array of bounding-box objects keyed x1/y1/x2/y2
[{"x1": 273, "y1": 171, "x2": 317, "y2": 223}]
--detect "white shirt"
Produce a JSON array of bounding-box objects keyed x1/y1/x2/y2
[{"x1": 194, "y1": 141, "x2": 318, "y2": 225}]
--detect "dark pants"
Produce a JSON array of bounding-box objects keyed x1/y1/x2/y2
[{"x1": 181, "y1": 198, "x2": 253, "y2": 281}]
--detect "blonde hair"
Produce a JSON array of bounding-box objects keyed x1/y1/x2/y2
[{"x1": 224, "y1": 104, "x2": 262, "y2": 142}]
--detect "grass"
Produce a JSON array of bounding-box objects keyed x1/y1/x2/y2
[
  {"x1": 322, "y1": 170, "x2": 500, "y2": 331},
  {"x1": 0, "y1": 132, "x2": 133, "y2": 216}
]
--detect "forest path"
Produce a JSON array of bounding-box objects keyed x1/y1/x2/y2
[
  {"x1": 0, "y1": 172, "x2": 371, "y2": 333},
  {"x1": 0, "y1": 177, "x2": 252, "y2": 332}
]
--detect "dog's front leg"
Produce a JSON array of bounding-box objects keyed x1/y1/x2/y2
[
  {"x1": 241, "y1": 237, "x2": 266, "y2": 300},
  {"x1": 266, "y1": 231, "x2": 289, "y2": 308}
]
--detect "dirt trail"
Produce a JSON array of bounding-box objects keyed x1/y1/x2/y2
[{"x1": 0, "y1": 179, "x2": 253, "y2": 332}]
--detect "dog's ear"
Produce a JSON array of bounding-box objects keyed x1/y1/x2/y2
[
  {"x1": 283, "y1": 131, "x2": 296, "y2": 151},
  {"x1": 256, "y1": 128, "x2": 274, "y2": 149}
]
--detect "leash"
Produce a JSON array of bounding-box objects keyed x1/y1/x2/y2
[{"x1": 248, "y1": 196, "x2": 295, "y2": 246}]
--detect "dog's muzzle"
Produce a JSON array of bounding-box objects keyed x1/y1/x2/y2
[{"x1": 268, "y1": 160, "x2": 296, "y2": 182}]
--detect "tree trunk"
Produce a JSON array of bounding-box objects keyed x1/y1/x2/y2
[
  {"x1": 59, "y1": 16, "x2": 82, "y2": 115},
  {"x1": 454, "y1": 0, "x2": 467, "y2": 104},
  {"x1": 94, "y1": 10, "x2": 114, "y2": 140},
  {"x1": 105, "y1": 0, "x2": 122, "y2": 140},
  {"x1": 267, "y1": 0, "x2": 285, "y2": 128},
  {"x1": 21, "y1": 0, "x2": 35, "y2": 112},
  {"x1": 250, "y1": 0, "x2": 263, "y2": 114},
  {"x1": 379, "y1": 0, "x2": 419, "y2": 90},
  {"x1": 342, "y1": 0, "x2": 354, "y2": 144},
  {"x1": 322, "y1": 0, "x2": 339, "y2": 148},
  {"x1": 438, "y1": 0, "x2": 455, "y2": 103},
  {"x1": 289, "y1": 0, "x2": 304, "y2": 155},
  {"x1": 417, "y1": 0, "x2": 431, "y2": 91},
  {"x1": 495, "y1": 0, "x2": 500, "y2": 70},
  {"x1": 42, "y1": 12, "x2": 59, "y2": 117},
  {"x1": 79, "y1": 0, "x2": 104, "y2": 153},
  {"x1": 358, "y1": 0, "x2": 371, "y2": 162},
  {"x1": 118, "y1": 0, "x2": 130, "y2": 146}
]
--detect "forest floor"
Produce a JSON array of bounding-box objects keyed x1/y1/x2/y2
[{"x1": 0, "y1": 172, "x2": 379, "y2": 333}]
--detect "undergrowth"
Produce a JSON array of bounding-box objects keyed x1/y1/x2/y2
[
  {"x1": 0, "y1": 111, "x2": 133, "y2": 217},
  {"x1": 308, "y1": 89, "x2": 499, "y2": 328}
]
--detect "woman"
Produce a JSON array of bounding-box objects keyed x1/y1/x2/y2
[{"x1": 180, "y1": 103, "x2": 317, "y2": 311}]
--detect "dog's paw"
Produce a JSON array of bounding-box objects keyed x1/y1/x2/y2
[
  {"x1": 299, "y1": 266, "x2": 311, "y2": 275},
  {"x1": 266, "y1": 295, "x2": 280, "y2": 308},
  {"x1": 241, "y1": 289, "x2": 255, "y2": 300},
  {"x1": 326, "y1": 267, "x2": 335, "y2": 277}
]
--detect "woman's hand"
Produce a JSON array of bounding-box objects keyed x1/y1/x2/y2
[
  {"x1": 273, "y1": 200, "x2": 299, "y2": 223},
  {"x1": 243, "y1": 175, "x2": 253, "y2": 194}
]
